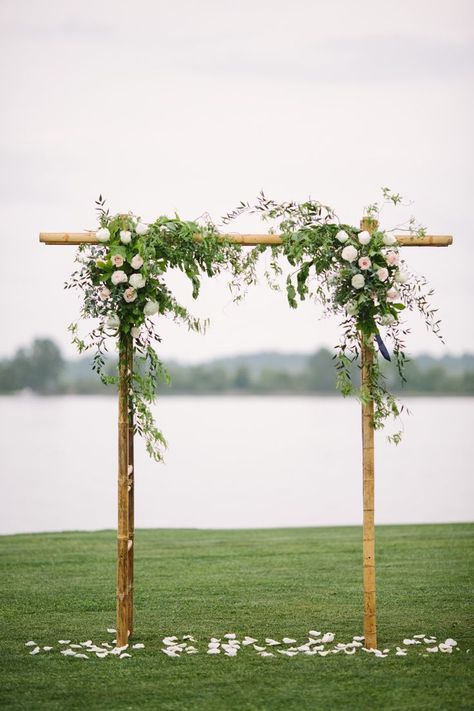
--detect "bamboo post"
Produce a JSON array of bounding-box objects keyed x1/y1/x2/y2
[
  {"x1": 127, "y1": 337, "x2": 135, "y2": 636},
  {"x1": 117, "y1": 332, "x2": 131, "y2": 647},
  {"x1": 360, "y1": 216, "x2": 377, "y2": 649}
]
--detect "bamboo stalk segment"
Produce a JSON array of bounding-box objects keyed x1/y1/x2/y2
[
  {"x1": 360, "y1": 217, "x2": 377, "y2": 650},
  {"x1": 39, "y1": 231, "x2": 453, "y2": 247},
  {"x1": 117, "y1": 332, "x2": 131, "y2": 647},
  {"x1": 127, "y1": 338, "x2": 135, "y2": 637}
]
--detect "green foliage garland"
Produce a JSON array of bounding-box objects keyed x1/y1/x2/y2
[
  {"x1": 68, "y1": 190, "x2": 442, "y2": 460},
  {"x1": 224, "y1": 189, "x2": 442, "y2": 443},
  {"x1": 66, "y1": 198, "x2": 259, "y2": 460}
]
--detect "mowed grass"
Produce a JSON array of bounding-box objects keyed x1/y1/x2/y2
[{"x1": 1, "y1": 525, "x2": 473, "y2": 711}]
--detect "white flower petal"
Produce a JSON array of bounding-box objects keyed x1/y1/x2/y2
[
  {"x1": 43, "y1": 646, "x2": 53, "y2": 651},
  {"x1": 107, "y1": 628, "x2": 116, "y2": 634},
  {"x1": 25, "y1": 641, "x2": 37, "y2": 646},
  {"x1": 207, "y1": 648, "x2": 220, "y2": 655},
  {"x1": 132, "y1": 643, "x2": 145, "y2": 649},
  {"x1": 58, "y1": 640, "x2": 71, "y2": 644},
  {"x1": 242, "y1": 637, "x2": 258, "y2": 645},
  {"x1": 120, "y1": 653, "x2": 132, "y2": 659},
  {"x1": 265, "y1": 639, "x2": 280, "y2": 646},
  {"x1": 282, "y1": 637, "x2": 296, "y2": 644},
  {"x1": 30, "y1": 646, "x2": 41, "y2": 655},
  {"x1": 253, "y1": 645, "x2": 266, "y2": 652},
  {"x1": 224, "y1": 633, "x2": 236, "y2": 639},
  {"x1": 74, "y1": 653, "x2": 89, "y2": 659}
]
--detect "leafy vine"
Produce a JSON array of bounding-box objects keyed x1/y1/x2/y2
[{"x1": 67, "y1": 190, "x2": 442, "y2": 460}]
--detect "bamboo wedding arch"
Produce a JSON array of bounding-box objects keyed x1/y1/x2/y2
[{"x1": 40, "y1": 221, "x2": 453, "y2": 650}]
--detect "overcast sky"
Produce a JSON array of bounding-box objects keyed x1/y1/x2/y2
[{"x1": 1, "y1": 0, "x2": 473, "y2": 362}]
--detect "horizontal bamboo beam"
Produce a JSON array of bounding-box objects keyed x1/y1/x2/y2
[{"x1": 39, "y1": 232, "x2": 453, "y2": 247}]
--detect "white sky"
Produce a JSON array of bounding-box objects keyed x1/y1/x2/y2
[{"x1": 0, "y1": 0, "x2": 473, "y2": 362}]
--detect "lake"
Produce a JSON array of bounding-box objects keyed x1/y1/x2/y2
[{"x1": 0, "y1": 395, "x2": 472, "y2": 534}]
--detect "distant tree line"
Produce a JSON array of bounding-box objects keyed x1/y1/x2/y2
[{"x1": 1, "y1": 338, "x2": 473, "y2": 396}]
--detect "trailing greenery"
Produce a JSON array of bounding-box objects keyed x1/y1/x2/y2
[
  {"x1": 1, "y1": 525, "x2": 472, "y2": 711},
  {"x1": 66, "y1": 198, "x2": 259, "y2": 460},
  {"x1": 224, "y1": 189, "x2": 442, "y2": 443},
  {"x1": 66, "y1": 190, "x2": 443, "y2": 457}
]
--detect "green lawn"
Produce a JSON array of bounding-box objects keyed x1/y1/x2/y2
[{"x1": 1, "y1": 525, "x2": 473, "y2": 711}]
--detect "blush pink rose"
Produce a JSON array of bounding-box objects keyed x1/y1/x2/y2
[
  {"x1": 358, "y1": 256, "x2": 371, "y2": 270},
  {"x1": 112, "y1": 254, "x2": 125, "y2": 268},
  {"x1": 385, "y1": 251, "x2": 400, "y2": 266},
  {"x1": 386, "y1": 287, "x2": 399, "y2": 302},
  {"x1": 377, "y1": 267, "x2": 389, "y2": 282},
  {"x1": 99, "y1": 287, "x2": 110, "y2": 301},
  {"x1": 123, "y1": 287, "x2": 137, "y2": 303}
]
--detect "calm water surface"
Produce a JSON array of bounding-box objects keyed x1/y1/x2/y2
[{"x1": 0, "y1": 395, "x2": 472, "y2": 534}]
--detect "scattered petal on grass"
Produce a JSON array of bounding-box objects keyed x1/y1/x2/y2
[
  {"x1": 304, "y1": 650, "x2": 318, "y2": 656},
  {"x1": 208, "y1": 642, "x2": 220, "y2": 649},
  {"x1": 58, "y1": 640, "x2": 71, "y2": 645},
  {"x1": 120, "y1": 653, "x2": 132, "y2": 659},
  {"x1": 265, "y1": 639, "x2": 280, "y2": 646},
  {"x1": 253, "y1": 645, "x2": 266, "y2": 652},
  {"x1": 242, "y1": 637, "x2": 258, "y2": 646},
  {"x1": 344, "y1": 648, "x2": 356, "y2": 655},
  {"x1": 318, "y1": 651, "x2": 330, "y2": 657},
  {"x1": 80, "y1": 640, "x2": 92, "y2": 647},
  {"x1": 74, "y1": 654, "x2": 89, "y2": 659},
  {"x1": 297, "y1": 644, "x2": 311, "y2": 652},
  {"x1": 61, "y1": 649, "x2": 76, "y2": 656},
  {"x1": 107, "y1": 628, "x2": 116, "y2": 634},
  {"x1": 96, "y1": 652, "x2": 108, "y2": 658},
  {"x1": 278, "y1": 650, "x2": 298, "y2": 657},
  {"x1": 309, "y1": 631, "x2": 321, "y2": 637},
  {"x1": 132, "y1": 643, "x2": 145, "y2": 649},
  {"x1": 282, "y1": 638, "x2": 296, "y2": 644},
  {"x1": 224, "y1": 633, "x2": 236, "y2": 639},
  {"x1": 43, "y1": 647, "x2": 53, "y2": 652},
  {"x1": 322, "y1": 633, "x2": 335, "y2": 644},
  {"x1": 163, "y1": 636, "x2": 178, "y2": 646},
  {"x1": 396, "y1": 651, "x2": 407, "y2": 657},
  {"x1": 183, "y1": 635, "x2": 196, "y2": 642},
  {"x1": 25, "y1": 641, "x2": 37, "y2": 647},
  {"x1": 162, "y1": 649, "x2": 179, "y2": 657},
  {"x1": 207, "y1": 648, "x2": 220, "y2": 655},
  {"x1": 187, "y1": 649, "x2": 198, "y2": 654},
  {"x1": 439, "y1": 644, "x2": 453, "y2": 653},
  {"x1": 383, "y1": 649, "x2": 390, "y2": 654},
  {"x1": 258, "y1": 651, "x2": 274, "y2": 657},
  {"x1": 445, "y1": 639, "x2": 457, "y2": 647},
  {"x1": 353, "y1": 636, "x2": 365, "y2": 642},
  {"x1": 413, "y1": 634, "x2": 426, "y2": 639},
  {"x1": 30, "y1": 647, "x2": 40, "y2": 655},
  {"x1": 427, "y1": 646, "x2": 439, "y2": 653},
  {"x1": 70, "y1": 644, "x2": 82, "y2": 649}
]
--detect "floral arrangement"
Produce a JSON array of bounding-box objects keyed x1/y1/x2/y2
[
  {"x1": 67, "y1": 190, "x2": 441, "y2": 459},
  {"x1": 67, "y1": 197, "x2": 259, "y2": 460},
  {"x1": 223, "y1": 189, "x2": 442, "y2": 442}
]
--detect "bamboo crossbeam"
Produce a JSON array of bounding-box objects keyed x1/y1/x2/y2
[{"x1": 39, "y1": 232, "x2": 454, "y2": 247}]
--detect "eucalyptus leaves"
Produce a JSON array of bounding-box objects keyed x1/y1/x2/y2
[{"x1": 67, "y1": 191, "x2": 442, "y2": 459}]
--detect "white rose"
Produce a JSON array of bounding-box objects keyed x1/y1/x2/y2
[
  {"x1": 336, "y1": 230, "x2": 349, "y2": 243},
  {"x1": 341, "y1": 245, "x2": 358, "y2": 262},
  {"x1": 136, "y1": 222, "x2": 149, "y2": 235},
  {"x1": 358, "y1": 230, "x2": 371, "y2": 245},
  {"x1": 383, "y1": 232, "x2": 397, "y2": 246},
  {"x1": 96, "y1": 227, "x2": 110, "y2": 243},
  {"x1": 105, "y1": 313, "x2": 120, "y2": 330},
  {"x1": 123, "y1": 287, "x2": 137, "y2": 303},
  {"x1": 129, "y1": 273, "x2": 146, "y2": 289},
  {"x1": 120, "y1": 230, "x2": 132, "y2": 244},
  {"x1": 144, "y1": 300, "x2": 159, "y2": 317},
  {"x1": 351, "y1": 273, "x2": 365, "y2": 289},
  {"x1": 395, "y1": 270, "x2": 409, "y2": 284},
  {"x1": 99, "y1": 287, "x2": 110, "y2": 301},
  {"x1": 386, "y1": 287, "x2": 399, "y2": 302},
  {"x1": 111, "y1": 270, "x2": 128, "y2": 285},
  {"x1": 130, "y1": 254, "x2": 144, "y2": 270},
  {"x1": 131, "y1": 326, "x2": 141, "y2": 339}
]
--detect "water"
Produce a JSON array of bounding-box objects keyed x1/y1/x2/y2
[{"x1": 0, "y1": 395, "x2": 472, "y2": 534}]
